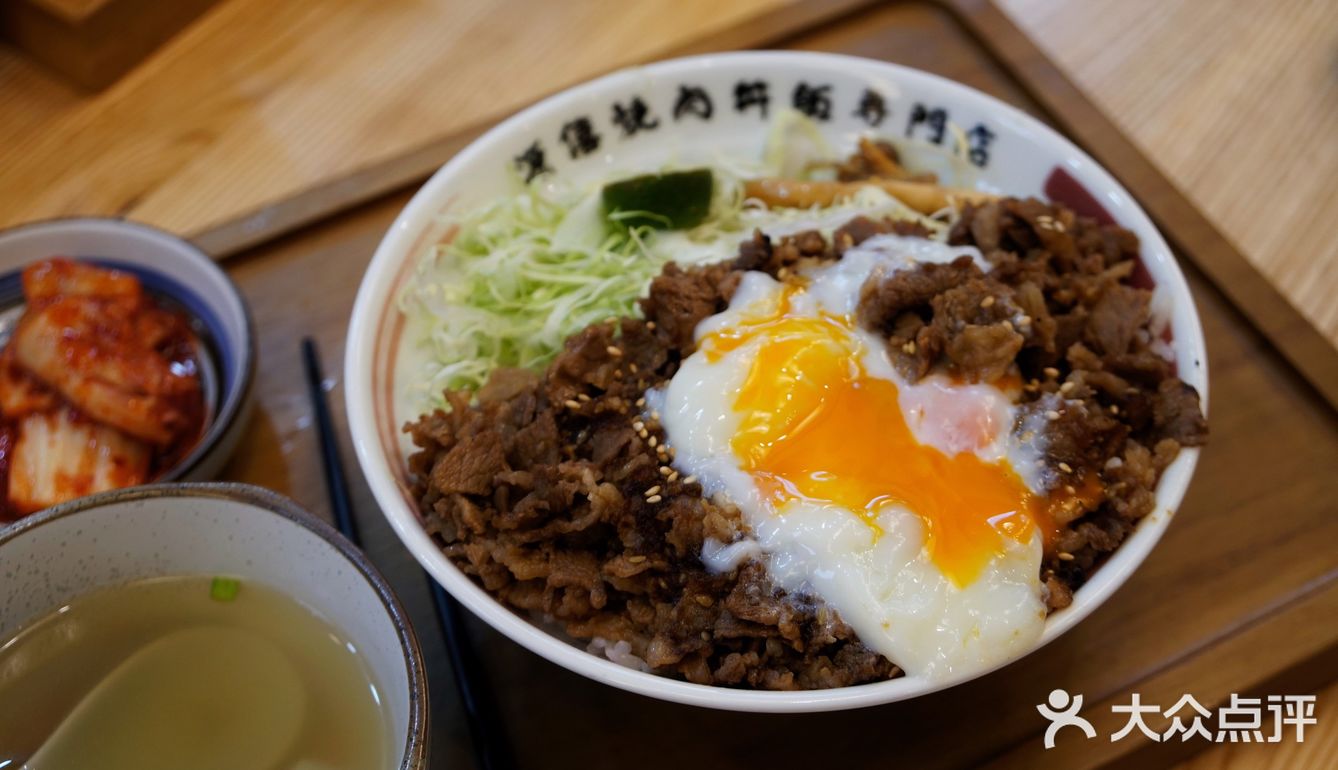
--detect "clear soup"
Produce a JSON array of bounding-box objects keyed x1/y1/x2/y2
[{"x1": 0, "y1": 575, "x2": 392, "y2": 770}]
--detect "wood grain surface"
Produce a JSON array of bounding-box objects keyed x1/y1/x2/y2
[
  {"x1": 212, "y1": 4, "x2": 1337, "y2": 767},
  {"x1": 0, "y1": 0, "x2": 791, "y2": 234}
]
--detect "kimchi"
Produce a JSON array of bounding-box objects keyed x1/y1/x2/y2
[{"x1": 0, "y1": 259, "x2": 206, "y2": 518}]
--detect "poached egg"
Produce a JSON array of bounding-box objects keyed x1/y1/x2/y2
[{"x1": 650, "y1": 234, "x2": 1068, "y2": 680}]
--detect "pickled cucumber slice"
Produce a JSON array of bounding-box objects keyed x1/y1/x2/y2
[{"x1": 601, "y1": 169, "x2": 714, "y2": 230}]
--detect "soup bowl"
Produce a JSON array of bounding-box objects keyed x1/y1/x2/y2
[
  {"x1": 345, "y1": 51, "x2": 1208, "y2": 712},
  {"x1": 0, "y1": 483, "x2": 429, "y2": 768}
]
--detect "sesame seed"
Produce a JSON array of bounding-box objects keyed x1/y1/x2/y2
[
  {"x1": 701, "y1": 631, "x2": 711, "y2": 640},
  {"x1": 1109, "y1": 404, "x2": 1120, "y2": 415},
  {"x1": 1043, "y1": 367, "x2": 1060, "y2": 378},
  {"x1": 606, "y1": 346, "x2": 622, "y2": 357},
  {"x1": 1059, "y1": 381, "x2": 1075, "y2": 393},
  {"x1": 635, "y1": 397, "x2": 646, "y2": 408},
  {"x1": 648, "y1": 436, "x2": 658, "y2": 447},
  {"x1": 1024, "y1": 382, "x2": 1039, "y2": 392},
  {"x1": 668, "y1": 471, "x2": 679, "y2": 482},
  {"x1": 632, "y1": 420, "x2": 645, "y2": 432},
  {"x1": 629, "y1": 363, "x2": 638, "y2": 373},
  {"x1": 577, "y1": 393, "x2": 591, "y2": 402},
  {"x1": 1001, "y1": 320, "x2": 1014, "y2": 331},
  {"x1": 628, "y1": 555, "x2": 646, "y2": 564},
  {"x1": 1058, "y1": 462, "x2": 1073, "y2": 473},
  {"x1": 638, "y1": 429, "x2": 649, "y2": 439},
  {"x1": 694, "y1": 595, "x2": 713, "y2": 607},
  {"x1": 1057, "y1": 552, "x2": 1075, "y2": 561},
  {"x1": 981, "y1": 296, "x2": 996, "y2": 308},
  {"x1": 613, "y1": 370, "x2": 623, "y2": 379},
  {"x1": 644, "y1": 485, "x2": 662, "y2": 497},
  {"x1": 645, "y1": 495, "x2": 662, "y2": 504},
  {"x1": 682, "y1": 475, "x2": 697, "y2": 485},
  {"x1": 659, "y1": 466, "x2": 672, "y2": 476},
  {"x1": 902, "y1": 340, "x2": 917, "y2": 355},
  {"x1": 1053, "y1": 222, "x2": 1067, "y2": 233},
  {"x1": 1064, "y1": 485, "x2": 1076, "y2": 495},
  {"x1": 1017, "y1": 315, "x2": 1032, "y2": 326},
  {"x1": 1045, "y1": 410, "x2": 1061, "y2": 420},
  {"x1": 563, "y1": 399, "x2": 581, "y2": 409},
  {"x1": 651, "y1": 410, "x2": 660, "y2": 421}
]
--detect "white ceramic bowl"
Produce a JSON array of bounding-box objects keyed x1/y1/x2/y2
[
  {"x1": 0, "y1": 218, "x2": 256, "y2": 484},
  {"x1": 345, "y1": 51, "x2": 1208, "y2": 712},
  {"x1": 0, "y1": 483, "x2": 429, "y2": 767}
]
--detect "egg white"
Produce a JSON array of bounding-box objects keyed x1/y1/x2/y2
[{"x1": 649, "y1": 235, "x2": 1049, "y2": 681}]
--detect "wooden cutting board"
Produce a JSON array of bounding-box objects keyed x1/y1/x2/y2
[{"x1": 211, "y1": 1, "x2": 1337, "y2": 767}]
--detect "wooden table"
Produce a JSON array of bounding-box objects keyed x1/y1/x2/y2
[{"x1": 200, "y1": 3, "x2": 1338, "y2": 768}]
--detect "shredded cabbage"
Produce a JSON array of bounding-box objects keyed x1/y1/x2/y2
[
  {"x1": 400, "y1": 181, "x2": 673, "y2": 401},
  {"x1": 763, "y1": 109, "x2": 835, "y2": 179}
]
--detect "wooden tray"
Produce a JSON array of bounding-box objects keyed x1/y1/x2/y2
[{"x1": 213, "y1": 1, "x2": 1338, "y2": 767}]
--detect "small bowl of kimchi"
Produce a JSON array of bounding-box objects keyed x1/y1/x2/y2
[{"x1": 0, "y1": 219, "x2": 255, "y2": 522}]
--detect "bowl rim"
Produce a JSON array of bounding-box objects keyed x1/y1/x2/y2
[
  {"x1": 0, "y1": 481, "x2": 430, "y2": 769},
  {"x1": 345, "y1": 50, "x2": 1208, "y2": 712},
  {"x1": 0, "y1": 216, "x2": 258, "y2": 484}
]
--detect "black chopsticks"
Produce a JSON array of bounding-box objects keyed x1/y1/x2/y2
[
  {"x1": 301, "y1": 339, "x2": 360, "y2": 544},
  {"x1": 427, "y1": 579, "x2": 514, "y2": 770},
  {"x1": 301, "y1": 337, "x2": 515, "y2": 770}
]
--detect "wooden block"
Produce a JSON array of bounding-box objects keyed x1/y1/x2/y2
[{"x1": 0, "y1": 0, "x2": 219, "y2": 90}]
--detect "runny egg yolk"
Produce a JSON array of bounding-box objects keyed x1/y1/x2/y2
[{"x1": 701, "y1": 284, "x2": 1059, "y2": 587}]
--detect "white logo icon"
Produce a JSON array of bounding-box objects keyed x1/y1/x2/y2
[{"x1": 1037, "y1": 688, "x2": 1097, "y2": 749}]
